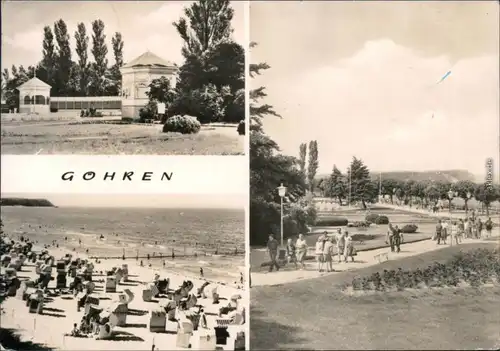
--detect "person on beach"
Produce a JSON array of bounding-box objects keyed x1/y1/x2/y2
[
  {"x1": 323, "y1": 236, "x2": 335, "y2": 272},
  {"x1": 267, "y1": 234, "x2": 280, "y2": 272},
  {"x1": 200, "y1": 267, "x2": 204, "y2": 278},
  {"x1": 286, "y1": 238, "x2": 298, "y2": 269},
  {"x1": 485, "y1": 217, "x2": 493, "y2": 238},
  {"x1": 336, "y1": 229, "x2": 346, "y2": 263},
  {"x1": 315, "y1": 236, "x2": 325, "y2": 272},
  {"x1": 295, "y1": 234, "x2": 308, "y2": 270},
  {"x1": 435, "y1": 220, "x2": 443, "y2": 244}
]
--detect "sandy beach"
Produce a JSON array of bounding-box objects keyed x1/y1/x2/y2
[{"x1": 0, "y1": 238, "x2": 247, "y2": 350}]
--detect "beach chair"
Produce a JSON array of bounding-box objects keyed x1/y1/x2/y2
[
  {"x1": 160, "y1": 299, "x2": 177, "y2": 321},
  {"x1": 156, "y1": 278, "x2": 169, "y2": 294},
  {"x1": 211, "y1": 286, "x2": 220, "y2": 304},
  {"x1": 176, "y1": 320, "x2": 193, "y2": 348},
  {"x1": 214, "y1": 323, "x2": 231, "y2": 345},
  {"x1": 185, "y1": 293, "x2": 198, "y2": 310},
  {"x1": 1, "y1": 254, "x2": 12, "y2": 267},
  {"x1": 56, "y1": 272, "x2": 67, "y2": 289},
  {"x1": 230, "y1": 307, "x2": 245, "y2": 325},
  {"x1": 84, "y1": 294, "x2": 100, "y2": 315},
  {"x1": 16, "y1": 280, "x2": 35, "y2": 300},
  {"x1": 105, "y1": 276, "x2": 117, "y2": 293},
  {"x1": 108, "y1": 302, "x2": 128, "y2": 327},
  {"x1": 28, "y1": 291, "x2": 44, "y2": 314},
  {"x1": 198, "y1": 332, "x2": 217, "y2": 350},
  {"x1": 197, "y1": 281, "x2": 210, "y2": 298},
  {"x1": 6, "y1": 277, "x2": 20, "y2": 296},
  {"x1": 121, "y1": 264, "x2": 129, "y2": 281},
  {"x1": 234, "y1": 331, "x2": 245, "y2": 351},
  {"x1": 96, "y1": 323, "x2": 113, "y2": 340},
  {"x1": 148, "y1": 307, "x2": 167, "y2": 333},
  {"x1": 186, "y1": 312, "x2": 201, "y2": 331},
  {"x1": 85, "y1": 281, "x2": 95, "y2": 294},
  {"x1": 142, "y1": 283, "x2": 159, "y2": 302}
]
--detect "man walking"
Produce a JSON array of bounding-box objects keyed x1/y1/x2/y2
[
  {"x1": 436, "y1": 220, "x2": 443, "y2": 245},
  {"x1": 267, "y1": 234, "x2": 280, "y2": 272},
  {"x1": 392, "y1": 225, "x2": 403, "y2": 253},
  {"x1": 476, "y1": 218, "x2": 483, "y2": 239},
  {"x1": 485, "y1": 217, "x2": 493, "y2": 238}
]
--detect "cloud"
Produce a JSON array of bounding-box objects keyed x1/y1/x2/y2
[{"x1": 262, "y1": 39, "x2": 499, "y2": 175}]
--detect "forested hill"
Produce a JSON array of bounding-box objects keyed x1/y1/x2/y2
[{"x1": 1, "y1": 198, "x2": 56, "y2": 207}]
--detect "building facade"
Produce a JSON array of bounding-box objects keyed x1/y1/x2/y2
[
  {"x1": 17, "y1": 77, "x2": 51, "y2": 114},
  {"x1": 120, "y1": 51, "x2": 178, "y2": 119}
]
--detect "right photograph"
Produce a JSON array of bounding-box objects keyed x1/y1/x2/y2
[{"x1": 250, "y1": 1, "x2": 499, "y2": 350}]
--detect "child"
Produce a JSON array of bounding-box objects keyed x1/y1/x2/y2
[
  {"x1": 286, "y1": 238, "x2": 298, "y2": 269},
  {"x1": 315, "y1": 236, "x2": 325, "y2": 272}
]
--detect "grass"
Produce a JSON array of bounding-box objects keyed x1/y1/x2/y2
[
  {"x1": 251, "y1": 242, "x2": 500, "y2": 350},
  {"x1": 1, "y1": 120, "x2": 243, "y2": 155}
]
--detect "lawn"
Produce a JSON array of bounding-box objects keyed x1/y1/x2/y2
[
  {"x1": 0, "y1": 119, "x2": 243, "y2": 155},
  {"x1": 250, "y1": 242, "x2": 500, "y2": 350}
]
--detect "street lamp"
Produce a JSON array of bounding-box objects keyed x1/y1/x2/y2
[
  {"x1": 278, "y1": 183, "x2": 287, "y2": 247},
  {"x1": 465, "y1": 191, "x2": 472, "y2": 215},
  {"x1": 448, "y1": 189, "x2": 458, "y2": 221}
]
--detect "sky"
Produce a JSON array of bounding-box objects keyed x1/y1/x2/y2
[
  {"x1": 251, "y1": 1, "x2": 499, "y2": 177},
  {"x1": 2, "y1": 193, "x2": 246, "y2": 209},
  {"x1": 1, "y1": 0, "x2": 244, "y2": 69}
]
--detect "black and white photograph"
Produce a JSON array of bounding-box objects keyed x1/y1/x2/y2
[
  {"x1": 0, "y1": 193, "x2": 246, "y2": 350},
  {"x1": 249, "y1": 1, "x2": 499, "y2": 349},
  {"x1": 1, "y1": 1, "x2": 245, "y2": 155}
]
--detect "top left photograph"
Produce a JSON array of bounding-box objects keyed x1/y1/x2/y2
[{"x1": 1, "y1": 0, "x2": 246, "y2": 155}]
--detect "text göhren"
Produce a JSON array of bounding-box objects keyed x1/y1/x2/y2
[{"x1": 61, "y1": 171, "x2": 174, "y2": 181}]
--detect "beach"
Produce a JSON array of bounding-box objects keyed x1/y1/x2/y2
[{"x1": 0, "y1": 206, "x2": 247, "y2": 350}]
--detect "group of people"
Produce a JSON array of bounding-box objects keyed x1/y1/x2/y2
[
  {"x1": 435, "y1": 216, "x2": 494, "y2": 245},
  {"x1": 266, "y1": 229, "x2": 356, "y2": 273}
]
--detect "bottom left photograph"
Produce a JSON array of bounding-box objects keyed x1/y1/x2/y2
[{"x1": 0, "y1": 193, "x2": 246, "y2": 351}]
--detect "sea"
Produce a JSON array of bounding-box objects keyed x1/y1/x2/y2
[{"x1": 1, "y1": 206, "x2": 245, "y2": 283}]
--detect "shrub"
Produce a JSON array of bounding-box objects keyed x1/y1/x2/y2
[
  {"x1": 163, "y1": 115, "x2": 201, "y2": 134},
  {"x1": 401, "y1": 224, "x2": 418, "y2": 233},
  {"x1": 139, "y1": 101, "x2": 157, "y2": 122},
  {"x1": 237, "y1": 120, "x2": 245, "y2": 135},
  {"x1": 365, "y1": 213, "x2": 379, "y2": 223},
  {"x1": 375, "y1": 215, "x2": 389, "y2": 225},
  {"x1": 121, "y1": 117, "x2": 134, "y2": 123},
  {"x1": 50, "y1": 107, "x2": 58, "y2": 113},
  {"x1": 348, "y1": 221, "x2": 370, "y2": 228},
  {"x1": 315, "y1": 217, "x2": 348, "y2": 227}
]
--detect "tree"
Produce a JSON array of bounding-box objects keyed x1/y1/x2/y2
[
  {"x1": 54, "y1": 19, "x2": 72, "y2": 96},
  {"x1": 348, "y1": 157, "x2": 375, "y2": 209},
  {"x1": 74, "y1": 23, "x2": 90, "y2": 96},
  {"x1": 249, "y1": 43, "x2": 310, "y2": 245},
  {"x1": 307, "y1": 140, "x2": 318, "y2": 192},
  {"x1": 90, "y1": 19, "x2": 108, "y2": 96},
  {"x1": 298, "y1": 143, "x2": 307, "y2": 177},
  {"x1": 424, "y1": 183, "x2": 441, "y2": 204},
  {"x1": 107, "y1": 32, "x2": 124, "y2": 96},
  {"x1": 169, "y1": 84, "x2": 228, "y2": 123},
  {"x1": 381, "y1": 178, "x2": 400, "y2": 204},
  {"x1": 324, "y1": 166, "x2": 346, "y2": 205},
  {"x1": 40, "y1": 26, "x2": 58, "y2": 88},
  {"x1": 452, "y1": 180, "x2": 477, "y2": 214},
  {"x1": 474, "y1": 183, "x2": 498, "y2": 217},
  {"x1": 146, "y1": 76, "x2": 176, "y2": 122},
  {"x1": 411, "y1": 180, "x2": 428, "y2": 207}
]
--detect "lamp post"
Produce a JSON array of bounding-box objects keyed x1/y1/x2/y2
[
  {"x1": 448, "y1": 189, "x2": 458, "y2": 222},
  {"x1": 465, "y1": 191, "x2": 472, "y2": 216},
  {"x1": 278, "y1": 183, "x2": 287, "y2": 247}
]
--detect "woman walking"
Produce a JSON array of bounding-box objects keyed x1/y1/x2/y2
[
  {"x1": 295, "y1": 234, "x2": 308, "y2": 270},
  {"x1": 315, "y1": 236, "x2": 325, "y2": 272},
  {"x1": 336, "y1": 229, "x2": 345, "y2": 263},
  {"x1": 344, "y1": 231, "x2": 355, "y2": 262},
  {"x1": 286, "y1": 238, "x2": 298, "y2": 269},
  {"x1": 323, "y1": 237, "x2": 335, "y2": 272}
]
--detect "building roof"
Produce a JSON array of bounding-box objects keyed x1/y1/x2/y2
[
  {"x1": 17, "y1": 77, "x2": 51, "y2": 90},
  {"x1": 122, "y1": 51, "x2": 176, "y2": 69}
]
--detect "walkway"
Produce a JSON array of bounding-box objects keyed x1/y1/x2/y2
[{"x1": 251, "y1": 236, "x2": 499, "y2": 287}]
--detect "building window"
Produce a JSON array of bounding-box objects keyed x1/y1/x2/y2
[
  {"x1": 24, "y1": 96, "x2": 31, "y2": 105},
  {"x1": 34, "y1": 95, "x2": 45, "y2": 105}
]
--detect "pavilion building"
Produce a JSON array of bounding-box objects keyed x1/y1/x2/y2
[
  {"x1": 120, "y1": 51, "x2": 178, "y2": 119},
  {"x1": 17, "y1": 77, "x2": 51, "y2": 114}
]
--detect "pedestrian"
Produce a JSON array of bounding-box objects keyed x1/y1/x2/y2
[
  {"x1": 441, "y1": 220, "x2": 449, "y2": 244},
  {"x1": 336, "y1": 229, "x2": 345, "y2": 263},
  {"x1": 344, "y1": 231, "x2": 356, "y2": 261},
  {"x1": 200, "y1": 267, "x2": 204, "y2": 278},
  {"x1": 387, "y1": 223, "x2": 396, "y2": 252},
  {"x1": 485, "y1": 217, "x2": 493, "y2": 238},
  {"x1": 457, "y1": 218, "x2": 465, "y2": 243},
  {"x1": 450, "y1": 221, "x2": 460, "y2": 246},
  {"x1": 315, "y1": 236, "x2": 325, "y2": 272},
  {"x1": 476, "y1": 218, "x2": 483, "y2": 239},
  {"x1": 392, "y1": 226, "x2": 402, "y2": 253},
  {"x1": 435, "y1": 220, "x2": 443, "y2": 245},
  {"x1": 266, "y1": 234, "x2": 280, "y2": 272},
  {"x1": 286, "y1": 238, "x2": 298, "y2": 269},
  {"x1": 323, "y1": 237, "x2": 335, "y2": 272},
  {"x1": 464, "y1": 218, "x2": 471, "y2": 239},
  {"x1": 295, "y1": 234, "x2": 308, "y2": 270}
]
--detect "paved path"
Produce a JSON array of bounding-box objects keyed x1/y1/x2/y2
[{"x1": 251, "y1": 236, "x2": 500, "y2": 287}]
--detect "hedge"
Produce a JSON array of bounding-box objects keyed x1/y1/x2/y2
[
  {"x1": 315, "y1": 217, "x2": 348, "y2": 227},
  {"x1": 401, "y1": 224, "x2": 418, "y2": 233},
  {"x1": 163, "y1": 115, "x2": 201, "y2": 134},
  {"x1": 375, "y1": 215, "x2": 389, "y2": 225},
  {"x1": 365, "y1": 213, "x2": 379, "y2": 223}
]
